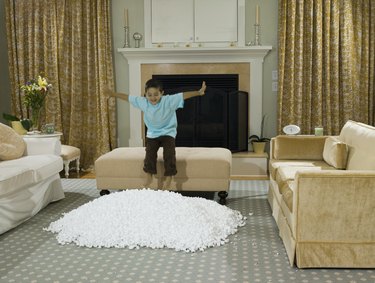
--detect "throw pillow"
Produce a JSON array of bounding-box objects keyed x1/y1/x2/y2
[
  {"x1": 322, "y1": 136, "x2": 348, "y2": 169},
  {"x1": 0, "y1": 122, "x2": 26, "y2": 161}
]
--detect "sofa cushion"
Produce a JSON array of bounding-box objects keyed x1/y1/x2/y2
[
  {"x1": 0, "y1": 155, "x2": 63, "y2": 197},
  {"x1": 0, "y1": 122, "x2": 26, "y2": 161},
  {"x1": 339, "y1": 120, "x2": 375, "y2": 170},
  {"x1": 275, "y1": 165, "x2": 336, "y2": 193},
  {"x1": 269, "y1": 160, "x2": 332, "y2": 180},
  {"x1": 323, "y1": 136, "x2": 348, "y2": 169},
  {"x1": 272, "y1": 136, "x2": 326, "y2": 160}
]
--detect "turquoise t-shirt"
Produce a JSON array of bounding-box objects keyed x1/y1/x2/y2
[{"x1": 129, "y1": 93, "x2": 184, "y2": 138}]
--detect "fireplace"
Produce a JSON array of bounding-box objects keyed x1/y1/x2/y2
[
  {"x1": 117, "y1": 46, "x2": 272, "y2": 148},
  {"x1": 152, "y1": 74, "x2": 248, "y2": 152}
]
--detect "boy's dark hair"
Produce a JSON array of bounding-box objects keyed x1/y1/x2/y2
[{"x1": 145, "y1": 79, "x2": 163, "y2": 92}]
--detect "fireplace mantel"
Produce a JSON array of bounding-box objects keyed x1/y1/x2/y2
[
  {"x1": 117, "y1": 46, "x2": 272, "y2": 147},
  {"x1": 118, "y1": 46, "x2": 272, "y2": 61}
]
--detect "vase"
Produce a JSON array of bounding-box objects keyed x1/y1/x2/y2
[
  {"x1": 252, "y1": 142, "x2": 266, "y2": 154},
  {"x1": 31, "y1": 108, "x2": 42, "y2": 132}
]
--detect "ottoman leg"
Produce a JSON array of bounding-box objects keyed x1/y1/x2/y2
[
  {"x1": 218, "y1": 191, "x2": 228, "y2": 205},
  {"x1": 63, "y1": 160, "x2": 70, "y2": 178},
  {"x1": 100, "y1": 190, "x2": 110, "y2": 196},
  {"x1": 76, "y1": 158, "x2": 80, "y2": 174}
]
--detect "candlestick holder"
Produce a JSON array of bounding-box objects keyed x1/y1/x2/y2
[
  {"x1": 123, "y1": 26, "x2": 130, "y2": 48},
  {"x1": 254, "y1": 24, "x2": 261, "y2": 46}
]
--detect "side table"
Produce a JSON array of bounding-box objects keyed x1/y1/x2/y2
[{"x1": 22, "y1": 132, "x2": 63, "y2": 156}]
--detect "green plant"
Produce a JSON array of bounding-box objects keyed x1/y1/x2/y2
[
  {"x1": 2, "y1": 113, "x2": 33, "y2": 131},
  {"x1": 21, "y1": 75, "x2": 51, "y2": 110},
  {"x1": 248, "y1": 115, "x2": 270, "y2": 143},
  {"x1": 21, "y1": 75, "x2": 52, "y2": 131}
]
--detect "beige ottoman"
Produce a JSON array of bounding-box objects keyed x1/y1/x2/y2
[
  {"x1": 60, "y1": 145, "x2": 80, "y2": 178},
  {"x1": 95, "y1": 147, "x2": 232, "y2": 204}
]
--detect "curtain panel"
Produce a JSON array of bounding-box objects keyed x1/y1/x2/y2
[
  {"x1": 278, "y1": 0, "x2": 375, "y2": 135},
  {"x1": 5, "y1": 0, "x2": 116, "y2": 169}
]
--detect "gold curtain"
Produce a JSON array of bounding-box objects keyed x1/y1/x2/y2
[
  {"x1": 5, "y1": 0, "x2": 116, "y2": 169},
  {"x1": 278, "y1": 0, "x2": 375, "y2": 135}
]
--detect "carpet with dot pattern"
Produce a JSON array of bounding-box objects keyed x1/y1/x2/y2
[{"x1": 0, "y1": 179, "x2": 374, "y2": 283}]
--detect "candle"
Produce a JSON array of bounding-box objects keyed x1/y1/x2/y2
[
  {"x1": 124, "y1": 8, "x2": 129, "y2": 26},
  {"x1": 314, "y1": 127, "x2": 324, "y2": 136},
  {"x1": 256, "y1": 5, "x2": 260, "y2": 25}
]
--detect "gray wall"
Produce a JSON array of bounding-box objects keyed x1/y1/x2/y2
[
  {"x1": 0, "y1": 1, "x2": 12, "y2": 124},
  {"x1": 112, "y1": 0, "x2": 145, "y2": 146},
  {"x1": 251, "y1": 0, "x2": 278, "y2": 139},
  {"x1": 112, "y1": 0, "x2": 278, "y2": 146}
]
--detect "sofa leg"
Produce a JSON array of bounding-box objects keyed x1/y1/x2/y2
[
  {"x1": 100, "y1": 190, "x2": 110, "y2": 196},
  {"x1": 218, "y1": 191, "x2": 228, "y2": 205}
]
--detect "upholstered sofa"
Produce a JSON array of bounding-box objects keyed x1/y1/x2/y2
[
  {"x1": 268, "y1": 120, "x2": 375, "y2": 268},
  {"x1": 0, "y1": 123, "x2": 65, "y2": 234}
]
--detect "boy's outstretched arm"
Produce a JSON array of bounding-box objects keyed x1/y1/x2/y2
[
  {"x1": 106, "y1": 88, "x2": 129, "y2": 101},
  {"x1": 110, "y1": 92, "x2": 129, "y2": 101},
  {"x1": 183, "y1": 81, "x2": 206, "y2": 100}
]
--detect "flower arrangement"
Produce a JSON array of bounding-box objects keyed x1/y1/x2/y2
[{"x1": 20, "y1": 75, "x2": 52, "y2": 131}]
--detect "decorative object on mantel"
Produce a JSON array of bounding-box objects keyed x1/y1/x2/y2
[
  {"x1": 133, "y1": 32, "x2": 142, "y2": 48},
  {"x1": 21, "y1": 75, "x2": 52, "y2": 132},
  {"x1": 123, "y1": 26, "x2": 130, "y2": 48},
  {"x1": 247, "y1": 5, "x2": 261, "y2": 46},
  {"x1": 123, "y1": 8, "x2": 130, "y2": 48}
]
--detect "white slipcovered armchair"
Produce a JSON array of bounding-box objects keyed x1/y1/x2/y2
[{"x1": 0, "y1": 123, "x2": 65, "y2": 234}]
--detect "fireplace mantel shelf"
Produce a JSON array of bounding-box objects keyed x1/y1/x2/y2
[{"x1": 118, "y1": 46, "x2": 272, "y2": 62}]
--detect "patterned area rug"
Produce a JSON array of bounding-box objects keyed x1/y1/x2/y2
[{"x1": 0, "y1": 179, "x2": 374, "y2": 283}]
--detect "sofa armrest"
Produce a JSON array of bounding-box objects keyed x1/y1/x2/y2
[
  {"x1": 293, "y1": 170, "x2": 375, "y2": 243},
  {"x1": 270, "y1": 135, "x2": 327, "y2": 160},
  {"x1": 23, "y1": 137, "x2": 61, "y2": 156}
]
